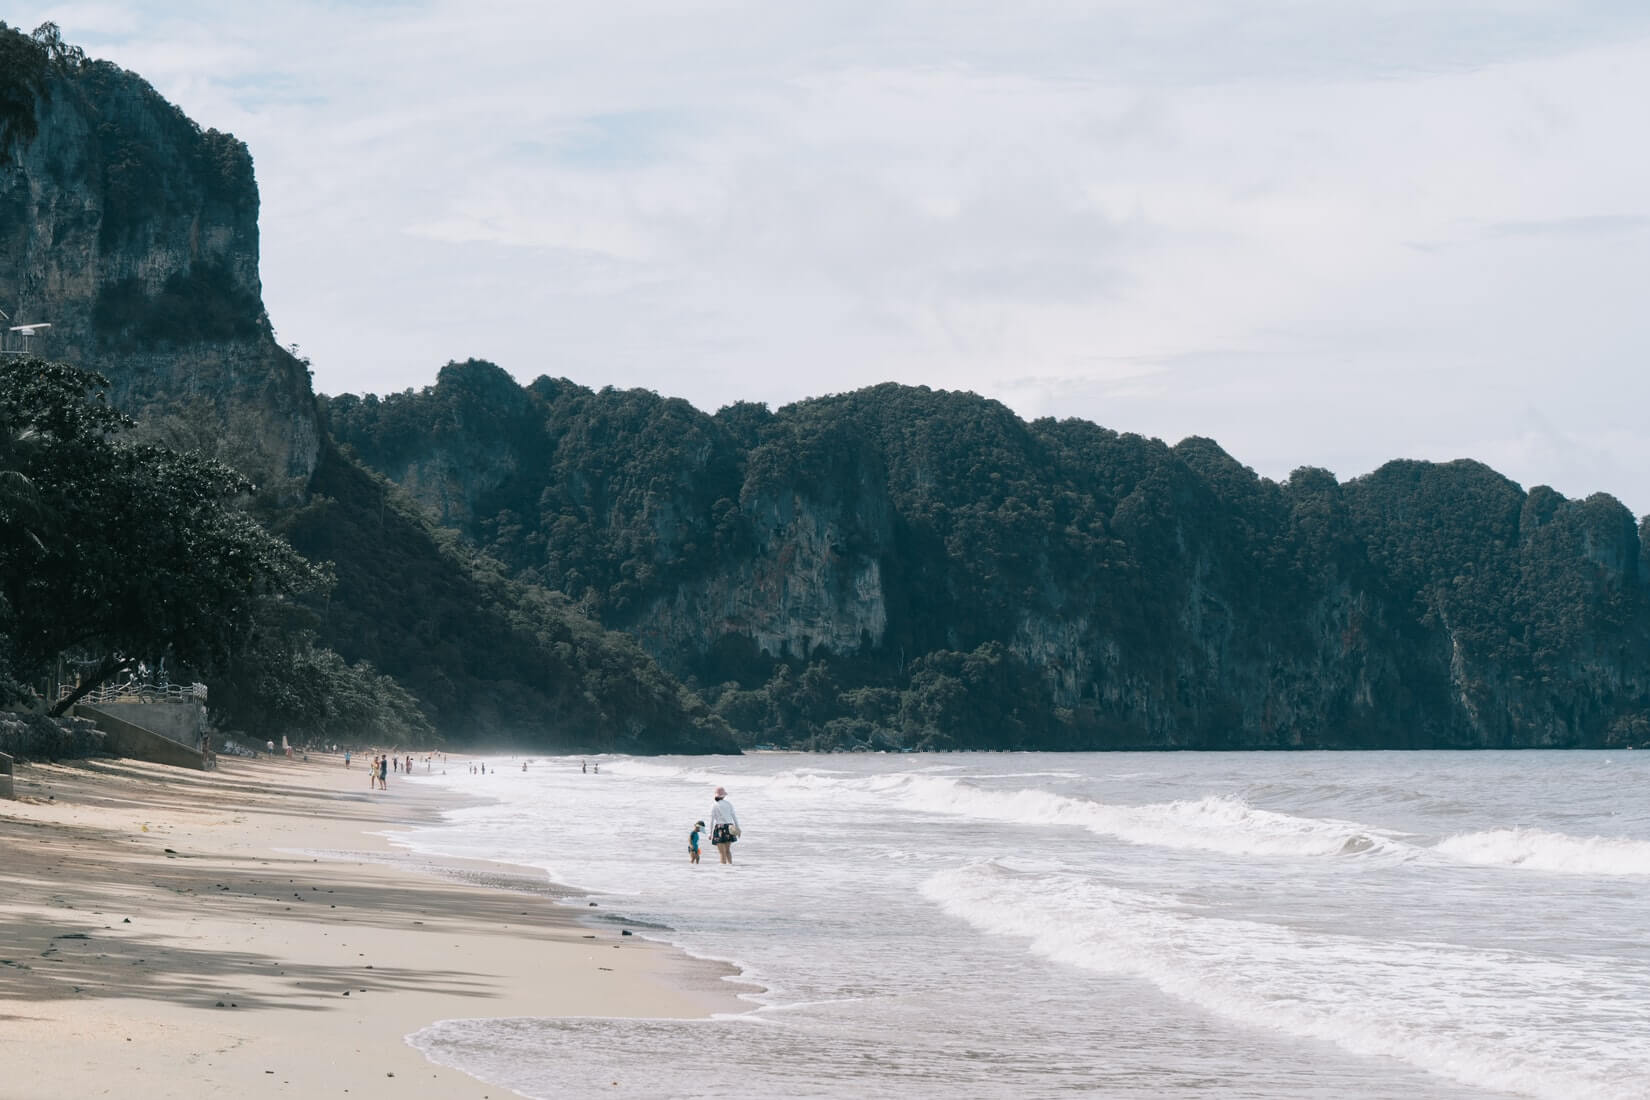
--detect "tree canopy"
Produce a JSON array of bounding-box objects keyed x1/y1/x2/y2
[{"x1": 0, "y1": 357, "x2": 324, "y2": 712}]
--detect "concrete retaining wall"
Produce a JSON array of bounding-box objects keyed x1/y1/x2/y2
[
  {"x1": 74, "y1": 706, "x2": 210, "y2": 771},
  {"x1": 90, "y1": 701, "x2": 205, "y2": 749}
]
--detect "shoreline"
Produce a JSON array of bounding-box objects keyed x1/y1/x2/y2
[{"x1": 0, "y1": 752, "x2": 749, "y2": 1099}]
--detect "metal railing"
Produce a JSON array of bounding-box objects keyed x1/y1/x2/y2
[{"x1": 57, "y1": 681, "x2": 208, "y2": 705}]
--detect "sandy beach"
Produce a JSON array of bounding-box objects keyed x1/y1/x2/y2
[{"x1": 0, "y1": 752, "x2": 747, "y2": 1099}]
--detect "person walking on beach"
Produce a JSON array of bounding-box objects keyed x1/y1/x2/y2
[
  {"x1": 710, "y1": 787, "x2": 740, "y2": 864},
  {"x1": 689, "y1": 821, "x2": 704, "y2": 864},
  {"x1": 378, "y1": 754, "x2": 389, "y2": 790}
]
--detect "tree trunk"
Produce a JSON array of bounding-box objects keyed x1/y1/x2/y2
[{"x1": 49, "y1": 654, "x2": 134, "y2": 717}]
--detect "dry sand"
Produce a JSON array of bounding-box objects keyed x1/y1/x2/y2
[{"x1": 0, "y1": 752, "x2": 747, "y2": 1098}]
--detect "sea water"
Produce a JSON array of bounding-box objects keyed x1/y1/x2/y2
[{"x1": 397, "y1": 752, "x2": 1650, "y2": 1099}]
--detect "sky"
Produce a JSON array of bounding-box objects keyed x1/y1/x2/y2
[{"x1": 17, "y1": 1, "x2": 1650, "y2": 513}]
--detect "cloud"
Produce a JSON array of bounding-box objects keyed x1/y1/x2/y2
[
  {"x1": 13, "y1": 0, "x2": 1650, "y2": 513},
  {"x1": 1483, "y1": 214, "x2": 1650, "y2": 238}
]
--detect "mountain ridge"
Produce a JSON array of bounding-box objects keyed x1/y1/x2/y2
[{"x1": 323, "y1": 360, "x2": 1650, "y2": 750}]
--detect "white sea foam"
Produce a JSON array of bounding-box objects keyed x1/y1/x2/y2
[
  {"x1": 921, "y1": 862, "x2": 1649, "y2": 1100},
  {"x1": 611, "y1": 762, "x2": 1410, "y2": 863},
  {"x1": 396, "y1": 751, "x2": 1650, "y2": 1099},
  {"x1": 874, "y1": 774, "x2": 1407, "y2": 861},
  {"x1": 1435, "y1": 827, "x2": 1650, "y2": 875}
]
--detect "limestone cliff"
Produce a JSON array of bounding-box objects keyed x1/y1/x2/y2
[
  {"x1": 326, "y1": 372, "x2": 1650, "y2": 751},
  {"x1": 639, "y1": 474, "x2": 892, "y2": 668},
  {"x1": 0, "y1": 28, "x2": 734, "y2": 752},
  {"x1": 0, "y1": 32, "x2": 317, "y2": 496}
]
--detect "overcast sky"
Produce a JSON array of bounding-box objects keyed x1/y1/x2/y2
[{"x1": 20, "y1": 1, "x2": 1650, "y2": 513}]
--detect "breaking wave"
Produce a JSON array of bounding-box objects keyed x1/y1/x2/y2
[
  {"x1": 873, "y1": 774, "x2": 1406, "y2": 862},
  {"x1": 922, "y1": 862, "x2": 1646, "y2": 1100},
  {"x1": 1435, "y1": 827, "x2": 1650, "y2": 876}
]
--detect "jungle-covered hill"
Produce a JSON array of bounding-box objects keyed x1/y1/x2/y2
[{"x1": 323, "y1": 360, "x2": 1650, "y2": 750}]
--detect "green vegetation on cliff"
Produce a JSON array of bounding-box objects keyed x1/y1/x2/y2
[
  {"x1": 0, "y1": 357, "x2": 725, "y2": 752},
  {"x1": 93, "y1": 264, "x2": 265, "y2": 349},
  {"x1": 0, "y1": 24, "x2": 50, "y2": 160},
  {"x1": 0, "y1": 23, "x2": 83, "y2": 162},
  {"x1": 268, "y1": 437, "x2": 736, "y2": 752},
  {"x1": 325, "y1": 364, "x2": 1650, "y2": 751}
]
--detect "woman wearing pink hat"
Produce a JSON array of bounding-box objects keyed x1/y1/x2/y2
[{"x1": 710, "y1": 786, "x2": 741, "y2": 864}]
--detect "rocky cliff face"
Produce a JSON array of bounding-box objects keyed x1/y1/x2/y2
[
  {"x1": 639, "y1": 480, "x2": 892, "y2": 668},
  {"x1": 0, "y1": 42, "x2": 318, "y2": 496},
  {"x1": 325, "y1": 372, "x2": 1650, "y2": 750},
  {"x1": 1, "y1": 30, "x2": 735, "y2": 752}
]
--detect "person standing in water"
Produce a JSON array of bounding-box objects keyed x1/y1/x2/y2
[
  {"x1": 710, "y1": 787, "x2": 740, "y2": 864},
  {"x1": 689, "y1": 820, "x2": 704, "y2": 864}
]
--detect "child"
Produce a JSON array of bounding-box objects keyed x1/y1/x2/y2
[{"x1": 689, "y1": 821, "x2": 704, "y2": 864}]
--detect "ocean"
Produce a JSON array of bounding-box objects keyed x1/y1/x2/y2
[{"x1": 395, "y1": 751, "x2": 1650, "y2": 1099}]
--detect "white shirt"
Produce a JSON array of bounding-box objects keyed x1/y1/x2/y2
[{"x1": 711, "y1": 798, "x2": 739, "y2": 829}]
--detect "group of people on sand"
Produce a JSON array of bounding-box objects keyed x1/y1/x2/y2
[
  {"x1": 344, "y1": 751, "x2": 446, "y2": 789},
  {"x1": 689, "y1": 786, "x2": 741, "y2": 865}
]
